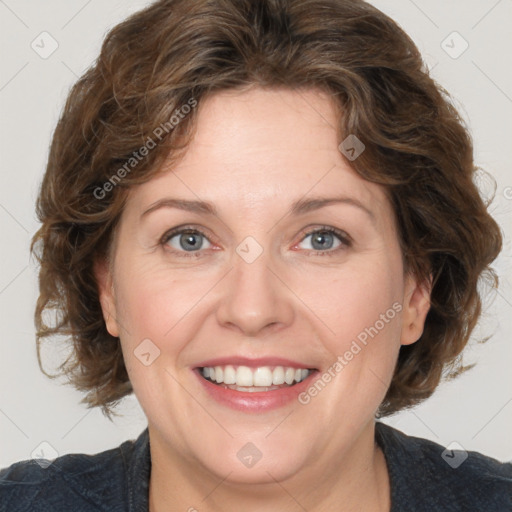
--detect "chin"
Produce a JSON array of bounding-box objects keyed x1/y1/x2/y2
[{"x1": 194, "y1": 437, "x2": 309, "y2": 485}]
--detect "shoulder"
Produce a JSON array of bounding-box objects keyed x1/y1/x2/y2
[
  {"x1": 375, "y1": 421, "x2": 512, "y2": 512},
  {"x1": 0, "y1": 429, "x2": 149, "y2": 512}
]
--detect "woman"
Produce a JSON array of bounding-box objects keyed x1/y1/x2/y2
[{"x1": 1, "y1": 0, "x2": 510, "y2": 510}]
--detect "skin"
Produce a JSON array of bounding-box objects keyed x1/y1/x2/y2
[{"x1": 96, "y1": 87, "x2": 431, "y2": 512}]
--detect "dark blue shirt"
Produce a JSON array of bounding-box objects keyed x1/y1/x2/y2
[{"x1": 1, "y1": 422, "x2": 511, "y2": 511}]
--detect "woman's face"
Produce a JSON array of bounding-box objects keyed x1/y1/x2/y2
[{"x1": 98, "y1": 87, "x2": 429, "y2": 484}]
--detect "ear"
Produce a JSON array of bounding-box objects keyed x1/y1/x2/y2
[
  {"x1": 94, "y1": 258, "x2": 120, "y2": 338},
  {"x1": 400, "y1": 272, "x2": 432, "y2": 346}
]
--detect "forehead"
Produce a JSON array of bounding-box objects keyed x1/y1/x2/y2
[{"x1": 127, "y1": 87, "x2": 392, "y2": 224}]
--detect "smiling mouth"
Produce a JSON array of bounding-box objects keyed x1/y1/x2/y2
[{"x1": 198, "y1": 364, "x2": 316, "y2": 392}]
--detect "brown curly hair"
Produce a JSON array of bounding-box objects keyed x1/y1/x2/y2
[{"x1": 31, "y1": 0, "x2": 502, "y2": 417}]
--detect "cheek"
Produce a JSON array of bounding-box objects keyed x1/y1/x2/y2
[
  {"x1": 112, "y1": 259, "x2": 203, "y2": 358},
  {"x1": 305, "y1": 253, "x2": 404, "y2": 365},
  {"x1": 114, "y1": 250, "x2": 213, "y2": 331},
  {"x1": 112, "y1": 262, "x2": 210, "y2": 406}
]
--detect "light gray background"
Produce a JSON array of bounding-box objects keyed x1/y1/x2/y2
[{"x1": 0, "y1": 0, "x2": 511, "y2": 467}]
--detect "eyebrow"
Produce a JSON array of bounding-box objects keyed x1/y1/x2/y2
[
  {"x1": 141, "y1": 196, "x2": 376, "y2": 223},
  {"x1": 290, "y1": 196, "x2": 376, "y2": 223}
]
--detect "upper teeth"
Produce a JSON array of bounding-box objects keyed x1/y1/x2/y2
[{"x1": 202, "y1": 365, "x2": 310, "y2": 387}]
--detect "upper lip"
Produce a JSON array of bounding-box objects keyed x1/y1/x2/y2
[{"x1": 194, "y1": 356, "x2": 317, "y2": 369}]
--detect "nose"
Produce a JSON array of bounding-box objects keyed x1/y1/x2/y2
[{"x1": 215, "y1": 249, "x2": 295, "y2": 337}]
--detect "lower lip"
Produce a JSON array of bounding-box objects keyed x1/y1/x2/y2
[{"x1": 194, "y1": 369, "x2": 318, "y2": 413}]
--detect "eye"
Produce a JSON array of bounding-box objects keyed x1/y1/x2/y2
[
  {"x1": 162, "y1": 227, "x2": 212, "y2": 256},
  {"x1": 160, "y1": 225, "x2": 350, "y2": 258},
  {"x1": 296, "y1": 227, "x2": 351, "y2": 255}
]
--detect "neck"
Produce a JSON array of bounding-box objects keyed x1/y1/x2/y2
[{"x1": 148, "y1": 420, "x2": 390, "y2": 512}]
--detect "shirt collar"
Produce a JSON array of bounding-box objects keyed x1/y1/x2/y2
[{"x1": 125, "y1": 427, "x2": 151, "y2": 512}]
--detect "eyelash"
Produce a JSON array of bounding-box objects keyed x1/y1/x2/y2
[{"x1": 160, "y1": 225, "x2": 352, "y2": 258}]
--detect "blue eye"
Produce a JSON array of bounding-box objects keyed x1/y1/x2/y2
[
  {"x1": 163, "y1": 229, "x2": 212, "y2": 254},
  {"x1": 160, "y1": 225, "x2": 350, "y2": 258},
  {"x1": 298, "y1": 228, "x2": 350, "y2": 254}
]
